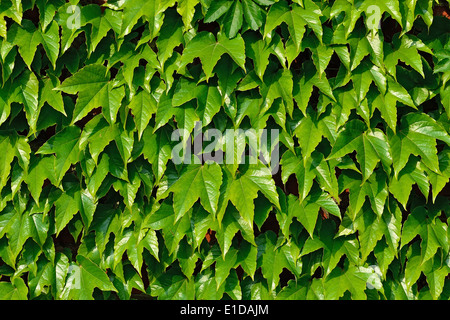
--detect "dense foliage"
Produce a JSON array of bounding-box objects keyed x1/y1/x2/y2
[{"x1": 0, "y1": 0, "x2": 449, "y2": 300}]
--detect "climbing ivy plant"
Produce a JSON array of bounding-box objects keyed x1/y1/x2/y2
[{"x1": 0, "y1": 0, "x2": 449, "y2": 300}]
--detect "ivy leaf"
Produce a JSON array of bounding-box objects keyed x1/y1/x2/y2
[
  {"x1": 401, "y1": 206, "x2": 449, "y2": 264},
  {"x1": 264, "y1": 0, "x2": 322, "y2": 50},
  {"x1": 423, "y1": 255, "x2": 450, "y2": 300},
  {"x1": 36, "y1": 126, "x2": 81, "y2": 185},
  {"x1": 0, "y1": 278, "x2": 28, "y2": 300},
  {"x1": 129, "y1": 89, "x2": 157, "y2": 140},
  {"x1": 293, "y1": 61, "x2": 335, "y2": 114},
  {"x1": 256, "y1": 231, "x2": 288, "y2": 291},
  {"x1": 83, "y1": 6, "x2": 121, "y2": 54},
  {"x1": 228, "y1": 163, "x2": 280, "y2": 226},
  {"x1": 281, "y1": 149, "x2": 315, "y2": 202},
  {"x1": 196, "y1": 85, "x2": 222, "y2": 126},
  {"x1": 6, "y1": 20, "x2": 41, "y2": 69},
  {"x1": 25, "y1": 156, "x2": 55, "y2": 204},
  {"x1": 156, "y1": 9, "x2": 184, "y2": 67},
  {"x1": 73, "y1": 255, "x2": 117, "y2": 299},
  {"x1": 142, "y1": 126, "x2": 172, "y2": 184},
  {"x1": 120, "y1": 0, "x2": 161, "y2": 38},
  {"x1": 242, "y1": 0, "x2": 266, "y2": 30},
  {"x1": 79, "y1": 115, "x2": 117, "y2": 165},
  {"x1": 323, "y1": 264, "x2": 372, "y2": 299},
  {"x1": 17, "y1": 70, "x2": 40, "y2": 134},
  {"x1": 39, "y1": 75, "x2": 66, "y2": 116},
  {"x1": 172, "y1": 78, "x2": 222, "y2": 125},
  {"x1": 301, "y1": 220, "x2": 358, "y2": 276},
  {"x1": 389, "y1": 113, "x2": 450, "y2": 177},
  {"x1": 294, "y1": 116, "x2": 323, "y2": 160},
  {"x1": 260, "y1": 68, "x2": 294, "y2": 116},
  {"x1": 170, "y1": 163, "x2": 223, "y2": 222},
  {"x1": 204, "y1": 0, "x2": 233, "y2": 23},
  {"x1": 150, "y1": 265, "x2": 195, "y2": 299},
  {"x1": 54, "y1": 189, "x2": 79, "y2": 236},
  {"x1": 56, "y1": 64, "x2": 111, "y2": 124},
  {"x1": 389, "y1": 157, "x2": 429, "y2": 209},
  {"x1": 176, "y1": 0, "x2": 200, "y2": 30},
  {"x1": 289, "y1": 189, "x2": 340, "y2": 237},
  {"x1": 302, "y1": 34, "x2": 333, "y2": 78},
  {"x1": 338, "y1": 170, "x2": 388, "y2": 219},
  {"x1": 385, "y1": 35, "x2": 431, "y2": 79},
  {"x1": 179, "y1": 31, "x2": 246, "y2": 81},
  {"x1": 40, "y1": 20, "x2": 60, "y2": 69},
  {"x1": 426, "y1": 149, "x2": 450, "y2": 202},
  {"x1": 356, "y1": 206, "x2": 384, "y2": 263},
  {"x1": 0, "y1": 135, "x2": 17, "y2": 192},
  {"x1": 244, "y1": 33, "x2": 272, "y2": 81},
  {"x1": 7, "y1": 210, "x2": 40, "y2": 262},
  {"x1": 223, "y1": 0, "x2": 244, "y2": 39},
  {"x1": 101, "y1": 85, "x2": 125, "y2": 126},
  {"x1": 328, "y1": 120, "x2": 392, "y2": 182}
]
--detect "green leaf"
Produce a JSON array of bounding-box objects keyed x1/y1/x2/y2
[
  {"x1": 150, "y1": 265, "x2": 195, "y2": 299},
  {"x1": 289, "y1": 189, "x2": 340, "y2": 237},
  {"x1": 17, "y1": 70, "x2": 40, "y2": 134},
  {"x1": 129, "y1": 89, "x2": 157, "y2": 140},
  {"x1": 6, "y1": 20, "x2": 41, "y2": 68},
  {"x1": 56, "y1": 64, "x2": 111, "y2": 124},
  {"x1": 294, "y1": 116, "x2": 323, "y2": 160},
  {"x1": 179, "y1": 31, "x2": 246, "y2": 80},
  {"x1": 7, "y1": 210, "x2": 39, "y2": 262},
  {"x1": 36, "y1": 126, "x2": 81, "y2": 184},
  {"x1": 223, "y1": 0, "x2": 244, "y2": 39},
  {"x1": 281, "y1": 150, "x2": 315, "y2": 202},
  {"x1": 142, "y1": 126, "x2": 172, "y2": 184},
  {"x1": 389, "y1": 158, "x2": 429, "y2": 209},
  {"x1": 228, "y1": 163, "x2": 280, "y2": 226},
  {"x1": 0, "y1": 135, "x2": 16, "y2": 191},
  {"x1": 75, "y1": 255, "x2": 117, "y2": 299},
  {"x1": 323, "y1": 264, "x2": 372, "y2": 300},
  {"x1": 39, "y1": 75, "x2": 66, "y2": 116},
  {"x1": 423, "y1": 255, "x2": 450, "y2": 300},
  {"x1": 256, "y1": 231, "x2": 287, "y2": 291},
  {"x1": 120, "y1": 0, "x2": 162, "y2": 38},
  {"x1": 264, "y1": 0, "x2": 322, "y2": 50},
  {"x1": 0, "y1": 278, "x2": 28, "y2": 300},
  {"x1": 54, "y1": 190, "x2": 79, "y2": 236},
  {"x1": 302, "y1": 34, "x2": 333, "y2": 78},
  {"x1": 40, "y1": 20, "x2": 60, "y2": 69},
  {"x1": 170, "y1": 163, "x2": 223, "y2": 221},
  {"x1": 328, "y1": 120, "x2": 392, "y2": 182},
  {"x1": 242, "y1": 0, "x2": 265, "y2": 30},
  {"x1": 260, "y1": 68, "x2": 294, "y2": 116},
  {"x1": 390, "y1": 113, "x2": 450, "y2": 176},
  {"x1": 293, "y1": 61, "x2": 335, "y2": 114},
  {"x1": 25, "y1": 156, "x2": 55, "y2": 204},
  {"x1": 176, "y1": 0, "x2": 200, "y2": 30},
  {"x1": 156, "y1": 9, "x2": 184, "y2": 67},
  {"x1": 79, "y1": 115, "x2": 117, "y2": 164},
  {"x1": 204, "y1": 0, "x2": 233, "y2": 23}
]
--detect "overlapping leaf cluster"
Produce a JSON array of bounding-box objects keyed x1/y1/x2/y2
[{"x1": 0, "y1": 0, "x2": 449, "y2": 300}]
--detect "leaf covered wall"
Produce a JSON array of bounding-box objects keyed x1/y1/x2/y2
[{"x1": 0, "y1": 0, "x2": 449, "y2": 300}]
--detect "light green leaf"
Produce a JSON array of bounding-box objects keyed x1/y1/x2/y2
[
  {"x1": 170, "y1": 163, "x2": 223, "y2": 221},
  {"x1": 179, "y1": 31, "x2": 246, "y2": 80},
  {"x1": 129, "y1": 89, "x2": 157, "y2": 140},
  {"x1": 228, "y1": 163, "x2": 280, "y2": 226},
  {"x1": 36, "y1": 126, "x2": 81, "y2": 184},
  {"x1": 56, "y1": 64, "x2": 110, "y2": 124}
]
